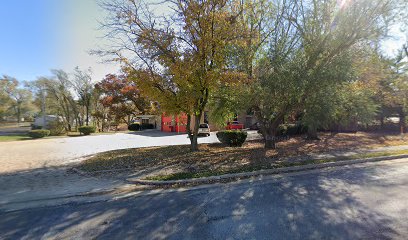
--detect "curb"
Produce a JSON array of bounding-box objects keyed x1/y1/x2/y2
[{"x1": 128, "y1": 154, "x2": 408, "y2": 186}]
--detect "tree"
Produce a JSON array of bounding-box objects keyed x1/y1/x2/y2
[
  {"x1": 208, "y1": 0, "x2": 274, "y2": 126},
  {"x1": 26, "y1": 77, "x2": 49, "y2": 127},
  {"x1": 71, "y1": 67, "x2": 94, "y2": 126},
  {"x1": 249, "y1": 0, "x2": 396, "y2": 148},
  {"x1": 301, "y1": 46, "x2": 391, "y2": 138},
  {"x1": 99, "y1": 0, "x2": 248, "y2": 151},
  {"x1": 334, "y1": 81, "x2": 379, "y2": 130},
  {"x1": 0, "y1": 79, "x2": 12, "y2": 119},
  {"x1": 95, "y1": 73, "x2": 151, "y2": 124},
  {"x1": 300, "y1": 49, "x2": 357, "y2": 139},
  {"x1": 382, "y1": 48, "x2": 408, "y2": 133},
  {"x1": 32, "y1": 70, "x2": 79, "y2": 131},
  {"x1": 0, "y1": 76, "x2": 34, "y2": 123}
]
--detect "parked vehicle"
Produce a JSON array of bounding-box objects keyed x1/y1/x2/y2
[
  {"x1": 198, "y1": 123, "x2": 211, "y2": 136},
  {"x1": 226, "y1": 121, "x2": 244, "y2": 130},
  {"x1": 33, "y1": 115, "x2": 62, "y2": 129}
]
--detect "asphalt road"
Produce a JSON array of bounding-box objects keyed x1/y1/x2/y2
[{"x1": 1, "y1": 158, "x2": 408, "y2": 240}]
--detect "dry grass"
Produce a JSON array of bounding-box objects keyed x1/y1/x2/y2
[{"x1": 78, "y1": 131, "x2": 408, "y2": 179}]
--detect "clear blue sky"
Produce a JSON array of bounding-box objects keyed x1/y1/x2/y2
[
  {"x1": 0, "y1": 1, "x2": 65, "y2": 81},
  {"x1": 0, "y1": 0, "x2": 118, "y2": 82},
  {"x1": 0, "y1": 1, "x2": 405, "y2": 82}
]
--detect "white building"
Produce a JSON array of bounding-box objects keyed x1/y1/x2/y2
[{"x1": 33, "y1": 115, "x2": 61, "y2": 128}]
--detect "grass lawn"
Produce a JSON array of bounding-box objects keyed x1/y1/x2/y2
[
  {"x1": 0, "y1": 135, "x2": 31, "y2": 142},
  {"x1": 145, "y1": 149, "x2": 408, "y2": 181},
  {"x1": 78, "y1": 131, "x2": 408, "y2": 180}
]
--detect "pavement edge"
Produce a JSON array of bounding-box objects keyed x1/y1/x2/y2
[{"x1": 127, "y1": 154, "x2": 408, "y2": 186}]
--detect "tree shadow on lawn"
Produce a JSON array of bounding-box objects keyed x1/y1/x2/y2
[
  {"x1": 1, "y1": 162, "x2": 407, "y2": 239},
  {"x1": 79, "y1": 142, "x2": 275, "y2": 180},
  {"x1": 78, "y1": 131, "x2": 408, "y2": 181},
  {"x1": 275, "y1": 131, "x2": 407, "y2": 157}
]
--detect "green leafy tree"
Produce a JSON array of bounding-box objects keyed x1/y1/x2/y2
[
  {"x1": 301, "y1": 50, "x2": 356, "y2": 139},
  {"x1": 99, "y1": 0, "x2": 248, "y2": 151},
  {"x1": 382, "y1": 48, "x2": 408, "y2": 132},
  {"x1": 71, "y1": 67, "x2": 94, "y2": 126},
  {"x1": 0, "y1": 80, "x2": 12, "y2": 119},
  {"x1": 334, "y1": 82, "x2": 379, "y2": 130},
  {"x1": 31, "y1": 70, "x2": 79, "y2": 131},
  {"x1": 0, "y1": 76, "x2": 35, "y2": 123},
  {"x1": 250, "y1": 0, "x2": 396, "y2": 148},
  {"x1": 209, "y1": 0, "x2": 274, "y2": 127}
]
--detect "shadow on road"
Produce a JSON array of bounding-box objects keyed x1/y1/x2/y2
[
  {"x1": 0, "y1": 165, "x2": 124, "y2": 211},
  {"x1": 1, "y1": 161, "x2": 406, "y2": 239}
]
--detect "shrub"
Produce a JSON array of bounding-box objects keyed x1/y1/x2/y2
[
  {"x1": 140, "y1": 123, "x2": 154, "y2": 129},
  {"x1": 128, "y1": 123, "x2": 140, "y2": 131},
  {"x1": 78, "y1": 126, "x2": 96, "y2": 135},
  {"x1": 216, "y1": 130, "x2": 247, "y2": 147},
  {"x1": 46, "y1": 120, "x2": 66, "y2": 136},
  {"x1": 28, "y1": 129, "x2": 50, "y2": 138}
]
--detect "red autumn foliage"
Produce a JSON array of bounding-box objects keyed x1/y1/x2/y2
[{"x1": 95, "y1": 74, "x2": 151, "y2": 123}]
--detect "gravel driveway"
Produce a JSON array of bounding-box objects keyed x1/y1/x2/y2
[{"x1": 0, "y1": 130, "x2": 260, "y2": 174}]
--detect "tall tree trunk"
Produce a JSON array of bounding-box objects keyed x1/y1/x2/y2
[
  {"x1": 17, "y1": 104, "x2": 21, "y2": 125},
  {"x1": 65, "y1": 116, "x2": 71, "y2": 132},
  {"x1": 186, "y1": 113, "x2": 202, "y2": 152},
  {"x1": 190, "y1": 134, "x2": 199, "y2": 151},
  {"x1": 255, "y1": 112, "x2": 277, "y2": 149},
  {"x1": 262, "y1": 122, "x2": 279, "y2": 149},
  {"x1": 399, "y1": 108, "x2": 406, "y2": 134},
  {"x1": 62, "y1": 97, "x2": 71, "y2": 131},
  {"x1": 66, "y1": 108, "x2": 71, "y2": 131},
  {"x1": 191, "y1": 113, "x2": 202, "y2": 151},
  {"x1": 85, "y1": 105, "x2": 89, "y2": 126},
  {"x1": 76, "y1": 117, "x2": 81, "y2": 129},
  {"x1": 259, "y1": 113, "x2": 285, "y2": 149},
  {"x1": 264, "y1": 133, "x2": 276, "y2": 149}
]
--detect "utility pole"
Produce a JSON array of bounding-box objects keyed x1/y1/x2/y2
[{"x1": 41, "y1": 86, "x2": 46, "y2": 128}]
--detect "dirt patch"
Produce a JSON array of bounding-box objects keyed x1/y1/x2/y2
[{"x1": 78, "y1": 132, "x2": 408, "y2": 179}]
